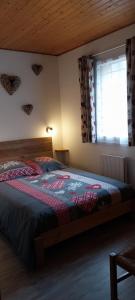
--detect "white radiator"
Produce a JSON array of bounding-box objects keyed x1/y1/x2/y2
[{"x1": 101, "y1": 155, "x2": 127, "y2": 182}]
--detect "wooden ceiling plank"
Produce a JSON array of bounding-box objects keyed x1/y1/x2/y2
[
  {"x1": 42, "y1": 10, "x2": 134, "y2": 51},
  {"x1": 0, "y1": 0, "x2": 132, "y2": 36},
  {"x1": 0, "y1": 0, "x2": 70, "y2": 46},
  {"x1": 8, "y1": 14, "x2": 135, "y2": 54},
  {"x1": 30, "y1": 4, "x2": 135, "y2": 43},
  {"x1": 0, "y1": 0, "x2": 134, "y2": 55}
]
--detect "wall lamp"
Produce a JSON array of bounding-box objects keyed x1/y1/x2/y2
[{"x1": 46, "y1": 126, "x2": 53, "y2": 134}]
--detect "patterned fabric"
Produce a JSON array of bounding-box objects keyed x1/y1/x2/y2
[
  {"x1": 0, "y1": 167, "x2": 133, "y2": 267},
  {"x1": 0, "y1": 160, "x2": 37, "y2": 182},
  {"x1": 78, "y1": 55, "x2": 96, "y2": 143},
  {"x1": 71, "y1": 191, "x2": 97, "y2": 213},
  {"x1": 7, "y1": 179, "x2": 70, "y2": 226},
  {"x1": 27, "y1": 157, "x2": 65, "y2": 173},
  {"x1": 42, "y1": 180, "x2": 65, "y2": 190},
  {"x1": 126, "y1": 37, "x2": 135, "y2": 146}
]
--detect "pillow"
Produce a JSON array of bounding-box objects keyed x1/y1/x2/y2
[
  {"x1": 0, "y1": 160, "x2": 38, "y2": 182},
  {"x1": 26, "y1": 157, "x2": 65, "y2": 173}
]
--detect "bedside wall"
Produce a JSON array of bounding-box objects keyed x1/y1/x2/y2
[{"x1": 0, "y1": 50, "x2": 62, "y2": 149}]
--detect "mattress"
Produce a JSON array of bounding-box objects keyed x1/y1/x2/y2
[{"x1": 0, "y1": 167, "x2": 134, "y2": 267}]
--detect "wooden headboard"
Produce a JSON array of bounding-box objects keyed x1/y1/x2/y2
[{"x1": 0, "y1": 137, "x2": 53, "y2": 161}]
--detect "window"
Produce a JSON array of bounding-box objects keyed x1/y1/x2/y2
[{"x1": 96, "y1": 55, "x2": 128, "y2": 144}]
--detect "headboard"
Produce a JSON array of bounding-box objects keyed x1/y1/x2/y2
[{"x1": 0, "y1": 137, "x2": 53, "y2": 161}]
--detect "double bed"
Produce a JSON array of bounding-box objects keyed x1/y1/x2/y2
[{"x1": 0, "y1": 137, "x2": 134, "y2": 269}]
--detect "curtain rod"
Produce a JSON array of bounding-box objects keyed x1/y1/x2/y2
[{"x1": 93, "y1": 44, "x2": 125, "y2": 57}]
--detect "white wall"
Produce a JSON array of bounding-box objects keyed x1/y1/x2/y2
[
  {"x1": 0, "y1": 50, "x2": 62, "y2": 149},
  {"x1": 58, "y1": 24, "x2": 135, "y2": 186}
]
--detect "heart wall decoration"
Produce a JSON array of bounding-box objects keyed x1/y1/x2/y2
[
  {"x1": 32, "y1": 64, "x2": 43, "y2": 76},
  {"x1": 22, "y1": 104, "x2": 33, "y2": 116},
  {"x1": 0, "y1": 74, "x2": 21, "y2": 95}
]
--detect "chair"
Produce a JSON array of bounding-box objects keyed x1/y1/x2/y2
[{"x1": 110, "y1": 246, "x2": 135, "y2": 300}]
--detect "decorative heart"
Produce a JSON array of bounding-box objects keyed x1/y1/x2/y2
[
  {"x1": 22, "y1": 104, "x2": 33, "y2": 115},
  {"x1": 0, "y1": 74, "x2": 21, "y2": 95},
  {"x1": 32, "y1": 64, "x2": 43, "y2": 75}
]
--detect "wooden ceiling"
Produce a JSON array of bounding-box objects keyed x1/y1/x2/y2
[{"x1": 0, "y1": 0, "x2": 135, "y2": 55}]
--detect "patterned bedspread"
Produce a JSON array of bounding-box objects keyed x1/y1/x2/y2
[{"x1": 0, "y1": 167, "x2": 133, "y2": 267}]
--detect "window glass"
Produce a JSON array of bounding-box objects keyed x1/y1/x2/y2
[{"x1": 96, "y1": 55, "x2": 128, "y2": 144}]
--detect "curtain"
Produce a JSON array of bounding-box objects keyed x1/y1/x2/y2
[
  {"x1": 126, "y1": 37, "x2": 135, "y2": 146},
  {"x1": 78, "y1": 55, "x2": 96, "y2": 143},
  {"x1": 96, "y1": 55, "x2": 128, "y2": 144}
]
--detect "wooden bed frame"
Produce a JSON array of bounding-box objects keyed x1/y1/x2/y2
[
  {"x1": 0, "y1": 137, "x2": 53, "y2": 161},
  {"x1": 0, "y1": 137, "x2": 134, "y2": 268}
]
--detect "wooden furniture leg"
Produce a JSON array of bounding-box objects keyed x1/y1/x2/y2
[{"x1": 110, "y1": 253, "x2": 118, "y2": 300}]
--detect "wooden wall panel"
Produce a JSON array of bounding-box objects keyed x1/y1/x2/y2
[{"x1": 0, "y1": 0, "x2": 134, "y2": 55}]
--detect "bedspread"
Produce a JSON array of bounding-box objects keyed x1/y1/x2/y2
[{"x1": 0, "y1": 168, "x2": 133, "y2": 267}]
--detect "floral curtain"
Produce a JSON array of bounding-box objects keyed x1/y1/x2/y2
[
  {"x1": 126, "y1": 37, "x2": 135, "y2": 146},
  {"x1": 78, "y1": 55, "x2": 96, "y2": 143}
]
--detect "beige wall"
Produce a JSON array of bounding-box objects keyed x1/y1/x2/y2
[
  {"x1": 58, "y1": 24, "x2": 135, "y2": 186},
  {"x1": 0, "y1": 50, "x2": 62, "y2": 149}
]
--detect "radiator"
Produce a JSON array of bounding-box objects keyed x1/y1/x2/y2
[{"x1": 101, "y1": 155, "x2": 127, "y2": 182}]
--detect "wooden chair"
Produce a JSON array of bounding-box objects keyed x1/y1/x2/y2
[{"x1": 110, "y1": 247, "x2": 135, "y2": 300}]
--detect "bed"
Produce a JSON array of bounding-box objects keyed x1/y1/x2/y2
[{"x1": 0, "y1": 137, "x2": 134, "y2": 269}]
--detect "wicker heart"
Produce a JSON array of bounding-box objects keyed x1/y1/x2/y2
[
  {"x1": 32, "y1": 64, "x2": 43, "y2": 75},
  {"x1": 0, "y1": 74, "x2": 21, "y2": 95},
  {"x1": 22, "y1": 104, "x2": 33, "y2": 115}
]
